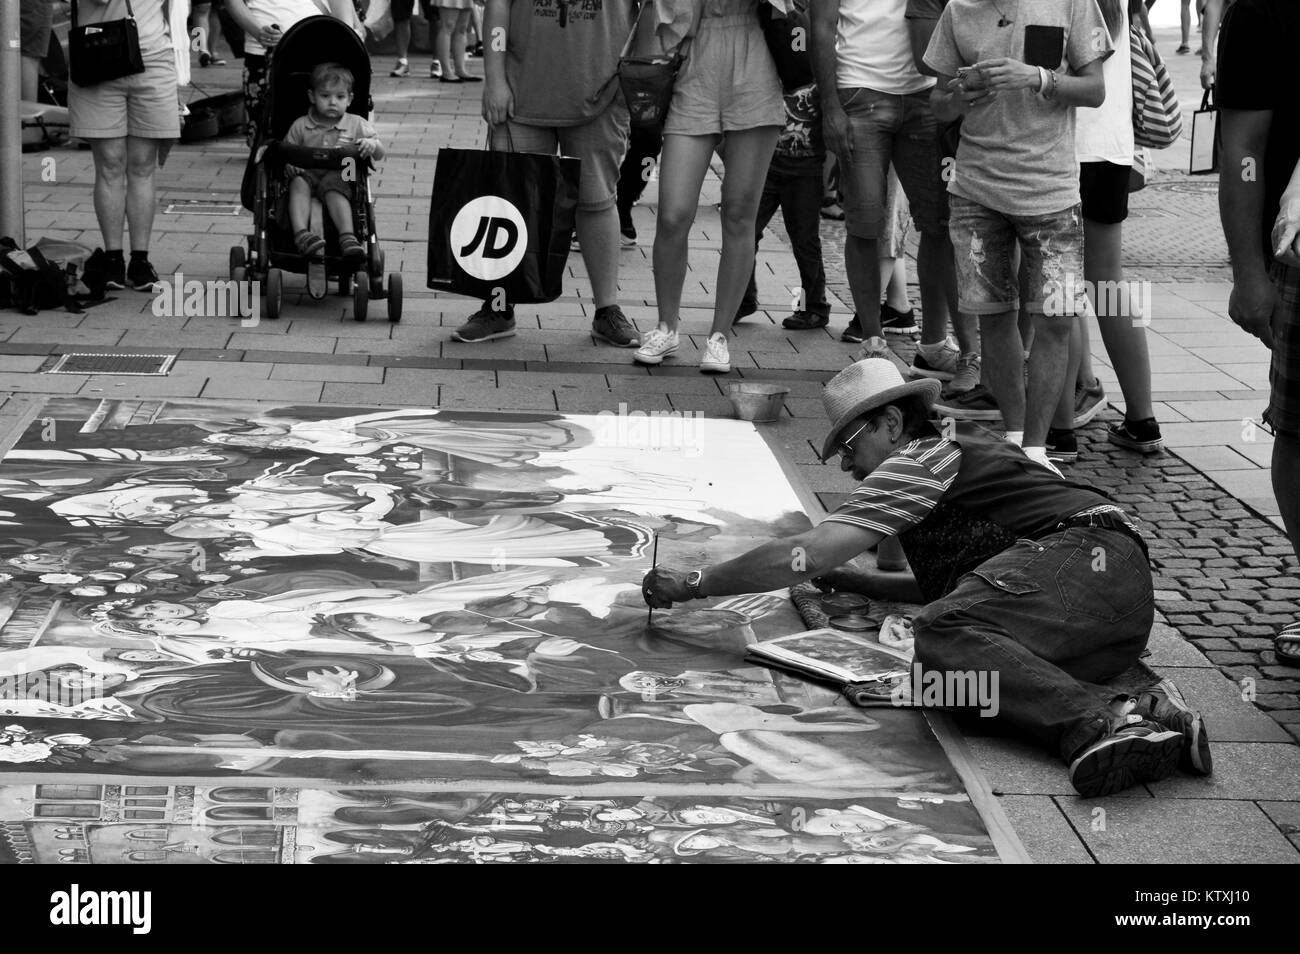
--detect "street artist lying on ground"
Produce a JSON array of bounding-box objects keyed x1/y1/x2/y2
[{"x1": 642, "y1": 358, "x2": 1213, "y2": 797}]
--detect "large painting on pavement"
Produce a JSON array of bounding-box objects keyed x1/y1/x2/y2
[{"x1": 0, "y1": 399, "x2": 1005, "y2": 862}]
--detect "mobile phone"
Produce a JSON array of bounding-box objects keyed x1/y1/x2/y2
[
  {"x1": 956, "y1": 67, "x2": 988, "y2": 91},
  {"x1": 1023, "y1": 25, "x2": 1064, "y2": 70}
]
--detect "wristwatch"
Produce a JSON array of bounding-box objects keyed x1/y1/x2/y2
[{"x1": 685, "y1": 569, "x2": 706, "y2": 600}]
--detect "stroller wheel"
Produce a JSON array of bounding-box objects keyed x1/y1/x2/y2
[
  {"x1": 229, "y1": 245, "x2": 246, "y2": 280},
  {"x1": 266, "y1": 268, "x2": 284, "y2": 320},
  {"x1": 231, "y1": 265, "x2": 246, "y2": 286},
  {"x1": 387, "y1": 273, "x2": 403, "y2": 323},
  {"x1": 353, "y1": 272, "x2": 369, "y2": 322}
]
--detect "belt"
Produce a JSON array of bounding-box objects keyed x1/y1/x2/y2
[{"x1": 1052, "y1": 511, "x2": 1149, "y2": 561}]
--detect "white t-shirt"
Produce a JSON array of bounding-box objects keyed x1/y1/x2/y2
[
  {"x1": 242, "y1": 0, "x2": 331, "y2": 56},
  {"x1": 836, "y1": 0, "x2": 935, "y2": 95},
  {"x1": 1076, "y1": 11, "x2": 1134, "y2": 165}
]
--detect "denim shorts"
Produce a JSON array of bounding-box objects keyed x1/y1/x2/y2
[
  {"x1": 948, "y1": 194, "x2": 1089, "y2": 317},
  {"x1": 836, "y1": 87, "x2": 946, "y2": 240}
]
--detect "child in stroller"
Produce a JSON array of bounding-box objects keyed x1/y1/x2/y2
[
  {"x1": 285, "y1": 63, "x2": 385, "y2": 262},
  {"x1": 232, "y1": 15, "x2": 402, "y2": 322}
]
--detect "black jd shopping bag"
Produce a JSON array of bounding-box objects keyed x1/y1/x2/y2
[{"x1": 427, "y1": 145, "x2": 581, "y2": 304}]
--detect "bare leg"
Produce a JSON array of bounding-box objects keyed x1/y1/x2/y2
[
  {"x1": 21, "y1": 55, "x2": 41, "y2": 101},
  {"x1": 1051, "y1": 317, "x2": 1084, "y2": 431},
  {"x1": 395, "y1": 20, "x2": 412, "y2": 60},
  {"x1": 576, "y1": 206, "x2": 620, "y2": 309},
  {"x1": 452, "y1": 10, "x2": 471, "y2": 77},
  {"x1": 90, "y1": 138, "x2": 129, "y2": 250},
  {"x1": 1086, "y1": 219, "x2": 1154, "y2": 421},
  {"x1": 712, "y1": 126, "x2": 780, "y2": 337},
  {"x1": 324, "y1": 191, "x2": 354, "y2": 235},
  {"x1": 917, "y1": 231, "x2": 955, "y2": 347},
  {"x1": 124, "y1": 138, "x2": 161, "y2": 251},
  {"x1": 981, "y1": 313, "x2": 1026, "y2": 432},
  {"x1": 653, "y1": 134, "x2": 717, "y2": 333},
  {"x1": 1274, "y1": 433, "x2": 1300, "y2": 564},
  {"x1": 881, "y1": 255, "x2": 912, "y2": 311},
  {"x1": 436, "y1": 11, "x2": 456, "y2": 77},
  {"x1": 1025, "y1": 311, "x2": 1071, "y2": 447},
  {"x1": 288, "y1": 178, "x2": 313, "y2": 233}
]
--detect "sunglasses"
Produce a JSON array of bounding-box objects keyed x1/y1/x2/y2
[{"x1": 834, "y1": 420, "x2": 870, "y2": 460}]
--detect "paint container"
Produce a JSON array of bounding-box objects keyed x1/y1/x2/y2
[
  {"x1": 828, "y1": 614, "x2": 874, "y2": 632},
  {"x1": 727, "y1": 383, "x2": 790, "y2": 423},
  {"x1": 820, "y1": 592, "x2": 871, "y2": 616}
]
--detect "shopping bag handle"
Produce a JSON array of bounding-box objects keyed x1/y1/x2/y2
[
  {"x1": 486, "y1": 122, "x2": 518, "y2": 154},
  {"x1": 1200, "y1": 85, "x2": 1214, "y2": 111}
]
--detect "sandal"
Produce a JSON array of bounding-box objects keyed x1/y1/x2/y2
[
  {"x1": 294, "y1": 229, "x2": 326, "y2": 257},
  {"x1": 1276, "y1": 622, "x2": 1300, "y2": 668},
  {"x1": 338, "y1": 232, "x2": 366, "y2": 262}
]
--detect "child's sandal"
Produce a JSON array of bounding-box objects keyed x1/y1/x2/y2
[
  {"x1": 295, "y1": 230, "x2": 326, "y2": 256},
  {"x1": 339, "y1": 233, "x2": 366, "y2": 262}
]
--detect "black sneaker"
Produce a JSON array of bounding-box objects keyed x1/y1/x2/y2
[
  {"x1": 1133, "y1": 678, "x2": 1212, "y2": 776},
  {"x1": 452, "y1": 305, "x2": 516, "y2": 342},
  {"x1": 782, "y1": 311, "x2": 829, "y2": 330},
  {"x1": 591, "y1": 305, "x2": 640, "y2": 348},
  {"x1": 83, "y1": 248, "x2": 122, "y2": 293},
  {"x1": 840, "y1": 313, "x2": 865, "y2": 343},
  {"x1": 618, "y1": 207, "x2": 637, "y2": 247},
  {"x1": 1045, "y1": 427, "x2": 1078, "y2": 463},
  {"x1": 1068, "y1": 709, "x2": 1183, "y2": 797},
  {"x1": 933, "y1": 384, "x2": 1001, "y2": 422},
  {"x1": 1108, "y1": 417, "x2": 1163, "y2": 454},
  {"x1": 880, "y1": 302, "x2": 918, "y2": 335},
  {"x1": 126, "y1": 257, "x2": 161, "y2": 292}
]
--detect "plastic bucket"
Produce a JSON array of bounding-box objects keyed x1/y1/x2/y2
[{"x1": 727, "y1": 382, "x2": 789, "y2": 423}]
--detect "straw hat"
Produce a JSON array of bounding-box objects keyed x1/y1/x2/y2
[{"x1": 820, "y1": 359, "x2": 941, "y2": 461}]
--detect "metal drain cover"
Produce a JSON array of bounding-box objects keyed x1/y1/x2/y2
[
  {"x1": 47, "y1": 353, "x2": 176, "y2": 375},
  {"x1": 163, "y1": 200, "x2": 243, "y2": 215}
]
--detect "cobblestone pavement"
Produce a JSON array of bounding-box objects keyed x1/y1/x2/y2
[{"x1": 2, "y1": 25, "x2": 1297, "y2": 861}]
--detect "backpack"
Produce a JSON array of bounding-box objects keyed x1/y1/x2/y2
[
  {"x1": 1130, "y1": 26, "x2": 1183, "y2": 149},
  {"x1": 0, "y1": 237, "x2": 109, "y2": 314}
]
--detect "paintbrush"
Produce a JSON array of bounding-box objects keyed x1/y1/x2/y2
[{"x1": 647, "y1": 532, "x2": 658, "y2": 625}]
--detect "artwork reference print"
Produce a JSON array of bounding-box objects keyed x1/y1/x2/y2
[
  {"x1": 0, "y1": 400, "x2": 987, "y2": 839},
  {"x1": 0, "y1": 785, "x2": 999, "y2": 864}
]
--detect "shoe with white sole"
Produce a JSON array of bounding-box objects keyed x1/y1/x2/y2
[
  {"x1": 1133, "y1": 678, "x2": 1212, "y2": 776},
  {"x1": 700, "y1": 333, "x2": 730, "y2": 374},
  {"x1": 910, "y1": 337, "x2": 960, "y2": 381},
  {"x1": 1068, "y1": 706, "x2": 1183, "y2": 797},
  {"x1": 634, "y1": 327, "x2": 679, "y2": 365}
]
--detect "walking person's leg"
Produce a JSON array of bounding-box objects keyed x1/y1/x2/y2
[
  {"x1": 451, "y1": 10, "x2": 473, "y2": 79},
  {"x1": 779, "y1": 164, "x2": 832, "y2": 327},
  {"x1": 436, "y1": 6, "x2": 458, "y2": 79}
]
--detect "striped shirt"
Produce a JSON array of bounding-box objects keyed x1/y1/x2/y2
[{"x1": 823, "y1": 435, "x2": 962, "y2": 536}]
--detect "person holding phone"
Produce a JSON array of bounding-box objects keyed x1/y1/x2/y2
[{"x1": 922, "y1": 0, "x2": 1110, "y2": 474}]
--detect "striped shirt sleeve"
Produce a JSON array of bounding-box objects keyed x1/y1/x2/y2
[{"x1": 821, "y1": 437, "x2": 962, "y2": 536}]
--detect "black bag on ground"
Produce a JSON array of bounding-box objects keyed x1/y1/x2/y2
[
  {"x1": 68, "y1": 0, "x2": 146, "y2": 87},
  {"x1": 0, "y1": 238, "x2": 108, "y2": 314},
  {"x1": 427, "y1": 138, "x2": 580, "y2": 304}
]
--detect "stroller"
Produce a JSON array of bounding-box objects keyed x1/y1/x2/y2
[{"x1": 233, "y1": 16, "x2": 401, "y2": 322}]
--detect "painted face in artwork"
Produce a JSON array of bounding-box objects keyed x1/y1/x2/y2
[
  {"x1": 127, "y1": 601, "x2": 196, "y2": 620},
  {"x1": 114, "y1": 650, "x2": 174, "y2": 663},
  {"x1": 800, "y1": 812, "x2": 892, "y2": 836}
]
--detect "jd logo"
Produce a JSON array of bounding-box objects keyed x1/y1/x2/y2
[{"x1": 451, "y1": 196, "x2": 527, "y2": 281}]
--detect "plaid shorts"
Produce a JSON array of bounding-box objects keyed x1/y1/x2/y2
[{"x1": 1265, "y1": 261, "x2": 1300, "y2": 437}]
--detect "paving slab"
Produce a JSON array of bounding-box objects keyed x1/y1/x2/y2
[
  {"x1": 1146, "y1": 744, "x2": 1300, "y2": 800},
  {"x1": 994, "y1": 795, "x2": 1095, "y2": 864}
]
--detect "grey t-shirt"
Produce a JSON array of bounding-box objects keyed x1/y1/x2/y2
[
  {"x1": 506, "y1": 0, "x2": 634, "y2": 126},
  {"x1": 924, "y1": 0, "x2": 1111, "y2": 216}
]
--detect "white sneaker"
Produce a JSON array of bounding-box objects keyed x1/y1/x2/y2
[
  {"x1": 1022, "y1": 445, "x2": 1064, "y2": 478},
  {"x1": 634, "y1": 327, "x2": 679, "y2": 365},
  {"x1": 700, "y1": 333, "x2": 730, "y2": 374}
]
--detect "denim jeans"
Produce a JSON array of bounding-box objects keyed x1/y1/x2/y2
[
  {"x1": 836, "y1": 87, "x2": 946, "y2": 240},
  {"x1": 744, "y1": 155, "x2": 829, "y2": 316},
  {"x1": 912, "y1": 526, "x2": 1154, "y2": 763}
]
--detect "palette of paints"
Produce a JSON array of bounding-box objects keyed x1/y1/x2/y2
[{"x1": 827, "y1": 614, "x2": 875, "y2": 632}]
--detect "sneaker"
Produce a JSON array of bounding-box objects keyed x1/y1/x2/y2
[
  {"x1": 390, "y1": 59, "x2": 410, "y2": 77},
  {"x1": 1023, "y1": 445, "x2": 1065, "y2": 477},
  {"x1": 1107, "y1": 417, "x2": 1163, "y2": 454},
  {"x1": 945, "y1": 352, "x2": 980, "y2": 395},
  {"x1": 452, "y1": 306, "x2": 516, "y2": 343},
  {"x1": 700, "y1": 333, "x2": 730, "y2": 374},
  {"x1": 1175, "y1": 44, "x2": 1192, "y2": 54},
  {"x1": 880, "y1": 302, "x2": 918, "y2": 335},
  {"x1": 126, "y1": 257, "x2": 161, "y2": 292},
  {"x1": 855, "y1": 335, "x2": 894, "y2": 363},
  {"x1": 1068, "y1": 708, "x2": 1183, "y2": 797},
  {"x1": 820, "y1": 199, "x2": 845, "y2": 221},
  {"x1": 1132, "y1": 678, "x2": 1212, "y2": 776},
  {"x1": 633, "y1": 327, "x2": 679, "y2": 365},
  {"x1": 1045, "y1": 427, "x2": 1078, "y2": 464},
  {"x1": 840, "y1": 314, "x2": 865, "y2": 343},
  {"x1": 933, "y1": 384, "x2": 1001, "y2": 422},
  {"x1": 910, "y1": 338, "x2": 960, "y2": 381},
  {"x1": 591, "y1": 305, "x2": 640, "y2": 348},
  {"x1": 782, "y1": 311, "x2": 829, "y2": 330},
  {"x1": 86, "y1": 249, "x2": 125, "y2": 291},
  {"x1": 570, "y1": 234, "x2": 581, "y2": 253},
  {"x1": 1073, "y1": 378, "x2": 1106, "y2": 427},
  {"x1": 620, "y1": 226, "x2": 637, "y2": 248},
  {"x1": 430, "y1": 62, "x2": 443, "y2": 79}
]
